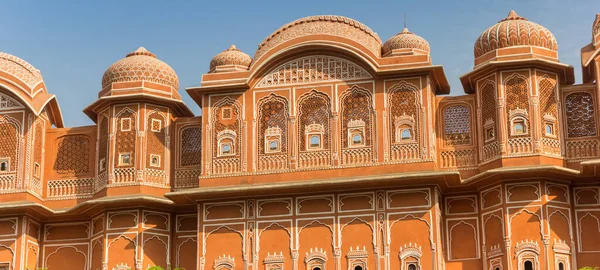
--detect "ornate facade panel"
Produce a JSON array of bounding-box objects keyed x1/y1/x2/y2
[
  {"x1": 210, "y1": 96, "x2": 244, "y2": 175},
  {"x1": 504, "y1": 73, "x2": 533, "y2": 155},
  {"x1": 145, "y1": 107, "x2": 169, "y2": 186},
  {"x1": 565, "y1": 92, "x2": 597, "y2": 138},
  {"x1": 538, "y1": 75, "x2": 560, "y2": 155},
  {"x1": 54, "y1": 135, "x2": 91, "y2": 175},
  {"x1": 297, "y1": 90, "x2": 332, "y2": 169},
  {"x1": 113, "y1": 105, "x2": 138, "y2": 183},
  {"x1": 0, "y1": 92, "x2": 24, "y2": 110},
  {"x1": 0, "y1": 114, "x2": 21, "y2": 192},
  {"x1": 479, "y1": 80, "x2": 499, "y2": 162},
  {"x1": 175, "y1": 124, "x2": 202, "y2": 189},
  {"x1": 340, "y1": 85, "x2": 374, "y2": 165},
  {"x1": 387, "y1": 80, "x2": 421, "y2": 162},
  {"x1": 257, "y1": 94, "x2": 290, "y2": 171},
  {"x1": 97, "y1": 114, "x2": 109, "y2": 189},
  {"x1": 256, "y1": 56, "x2": 372, "y2": 88}
]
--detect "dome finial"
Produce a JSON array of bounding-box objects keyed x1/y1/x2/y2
[
  {"x1": 126, "y1": 47, "x2": 156, "y2": 58},
  {"x1": 228, "y1": 45, "x2": 238, "y2": 51},
  {"x1": 500, "y1": 10, "x2": 526, "y2": 22}
]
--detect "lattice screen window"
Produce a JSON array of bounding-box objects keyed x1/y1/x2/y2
[
  {"x1": 443, "y1": 105, "x2": 471, "y2": 146},
  {"x1": 179, "y1": 126, "x2": 202, "y2": 167},
  {"x1": 565, "y1": 92, "x2": 597, "y2": 138},
  {"x1": 55, "y1": 135, "x2": 91, "y2": 174}
]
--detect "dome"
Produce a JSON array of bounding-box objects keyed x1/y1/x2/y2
[
  {"x1": 254, "y1": 15, "x2": 382, "y2": 61},
  {"x1": 382, "y1": 28, "x2": 430, "y2": 56},
  {"x1": 0, "y1": 52, "x2": 44, "y2": 89},
  {"x1": 474, "y1": 10, "x2": 558, "y2": 58},
  {"x1": 102, "y1": 47, "x2": 179, "y2": 91},
  {"x1": 209, "y1": 45, "x2": 253, "y2": 72}
]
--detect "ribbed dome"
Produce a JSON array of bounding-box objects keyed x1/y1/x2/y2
[
  {"x1": 209, "y1": 45, "x2": 252, "y2": 72},
  {"x1": 382, "y1": 28, "x2": 430, "y2": 56},
  {"x1": 474, "y1": 10, "x2": 558, "y2": 58},
  {"x1": 0, "y1": 52, "x2": 44, "y2": 89},
  {"x1": 102, "y1": 47, "x2": 179, "y2": 91}
]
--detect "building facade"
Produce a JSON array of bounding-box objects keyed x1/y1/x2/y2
[{"x1": 0, "y1": 10, "x2": 600, "y2": 270}]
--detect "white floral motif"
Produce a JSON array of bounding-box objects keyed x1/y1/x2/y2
[{"x1": 256, "y1": 56, "x2": 372, "y2": 87}]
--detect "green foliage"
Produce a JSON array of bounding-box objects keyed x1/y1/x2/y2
[
  {"x1": 148, "y1": 267, "x2": 165, "y2": 270},
  {"x1": 579, "y1": 267, "x2": 599, "y2": 270},
  {"x1": 173, "y1": 268, "x2": 186, "y2": 270}
]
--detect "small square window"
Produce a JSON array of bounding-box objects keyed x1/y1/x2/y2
[
  {"x1": 266, "y1": 139, "x2": 280, "y2": 153},
  {"x1": 119, "y1": 153, "x2": 132, "y2": 166},
  {"x1": 120, "y1": 118, "x2": 132, "y2": 131},
  {"x1": 99, "y1": 158, "x2": 106, "y2": 171},
  {"x1": 221, "y1": 107, "x2": 232, "y2": 120},
  {"x1": 485, "y1": 127, "x2": 495, "y2": 141},
  {"x1": 545, "y1": 123, "x2": 554, "y2": 136},
  {"x1": 221, "y1": 143, "x2": 232, "y2": 155},
  {"x1": 0, "y1": 158, "x2": 10, "y2": 172},
  {"x1": 0, "y1": 159, "x2": 9, "y2": 172},
  {"x1": 150, "y1": 154, "x2": 161, "y2": 167},
  {"x1": 400, "y1": 129, "x2": 412, "y2": 141},
  {"x1": 150, "y1": 119, "x2": 162, "y2": 132},
  {"x1": 33, "y1": 163, "x2": 40, "y2": 177}
]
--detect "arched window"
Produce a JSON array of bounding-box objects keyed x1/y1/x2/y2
[
  {"x1": 558, "y1": 262, "x2": 564, "y2": 270},
  {"x1": 313, "y1": 268, "x2": 321, "y2": 270},
  {"x1": 269, "y1": 140, "x2": 278, "y2": 151},
  {"x1": 352, "y1": 133, "x2": 363, "y2": 145},
  {"x1": 524, "y1": 260, "x2": 533, "y2": 270},
  {"x1": 495, "y1": 268, "x2": 500, "y2": 270},
  {"x1": 0, "y1": 160, "x2": 7, "y2": 171},
  {"x1": 513, "y1": 119, "x2": 526, "y2": 135},
  {"x1": 545, "y1": 123, "x2": 553, "y2": 135},
  {"x1": 407, "y1": 264, "x2": 416, "y2": 270},
  {"x1": 354, "y1": 266, "x2": 362, "y2": 270},
  {"x1": 222, "y1": 144, "x2": 232, "y2": 155},
  {"x1": 401, "y1": 129, "x2": 412, "y2": 140},
  {"x1": 309, "y1": 135, "x2": 321, "y2": 149}
]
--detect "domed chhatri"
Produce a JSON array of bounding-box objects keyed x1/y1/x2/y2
[
  {"x1": 209, "y1": 45, "x2": 253, "y2": 72},
  {"x1": 101, "y1": 47, "x2": 179, "y2": 91},
  {"x1": 0, "y1": 52, "x2": 44, "y2": 89},
  {"x1": 474, "y1": 10, "x2": 558, "y2": 58},
  {"x1": 382, "y1": 27, "x2": 430, "y2": 56}
]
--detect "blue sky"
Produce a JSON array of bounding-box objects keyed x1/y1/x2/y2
[{"x1": 2, "y1": 0, "x2": 598, "y2": 127}]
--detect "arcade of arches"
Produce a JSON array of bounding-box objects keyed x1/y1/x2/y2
[{"x1": 1, "y1": 10, "x2": 600, "y2": 270}]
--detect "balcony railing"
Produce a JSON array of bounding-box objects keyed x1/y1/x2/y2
[
  {"x1": 47, "y1": 178, "x2": 94, "y2": 200},
  {"x1": 0, "y1": 173, "x2": 16, "y2": 192}
]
